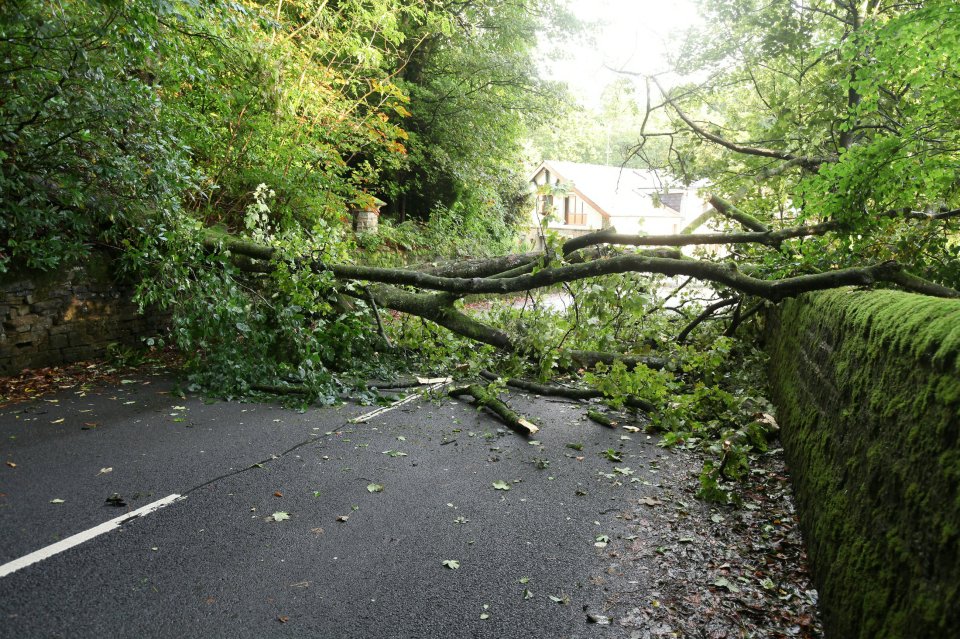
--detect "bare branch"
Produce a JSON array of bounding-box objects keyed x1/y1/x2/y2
[
  {"x1": 677, "y1": 297, "x2": 739, "y2": 344},
  {"x1": 646, "y1": 77, "x2": 829, "y2": 169}
]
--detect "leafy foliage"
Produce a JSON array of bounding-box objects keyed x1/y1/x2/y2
[
  {"x1": 0, "y1": 0, "x2": 196, "y2": 271},
  {"x1": 638, "y1": 0, "x2": 960, "y2": 287},
  {"x1": 2, "y1": 0, "x2": 570, "y2": 400}
]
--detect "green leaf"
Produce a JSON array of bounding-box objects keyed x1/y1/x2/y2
[
  {"x1": 367, "y1": 483, "x2": 384, "y2": 493},
  {"x1": 491, "y1": 480, "x2": 511, "y2": 491},
  {"x1": 602, "y1": 449, "x2": 623, "y2": 462},
  {"x1": 382, "y1": 450, "x2": 407, "y2": 457},
  {"x1": 713, "y1": 577, "x2": 740, "y2": 593},
  {"x1": 442, "y1": 559, "x2": 460, "y2": 569},
  {"x1": 271, "y1": 512, "x2": 290, "y2": 522},
  {"x1": 49, "y1": 498, "x2": 65, "y2": 504}
]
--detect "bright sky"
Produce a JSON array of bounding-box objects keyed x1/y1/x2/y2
[{"x1": 543, "y1": 0, "x2": 703, "y2": 107}]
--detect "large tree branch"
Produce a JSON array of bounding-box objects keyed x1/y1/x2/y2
[
  {"x1": 207, "y1": 233, "x2": 959, "y2": 302},
  {"x1": 328, "y1": 257, "x2": 959, "y2": 301},
  {"x1": 561, "y1": 223, "x2": 837, "y2": 254}
]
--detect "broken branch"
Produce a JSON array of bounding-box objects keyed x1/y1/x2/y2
[{"x1": 448, "y1": 384, "x2": 539, "y2": 437}]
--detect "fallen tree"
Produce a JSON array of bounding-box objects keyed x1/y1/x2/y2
[{"x1": 203, "y1": 218, "x2": 958, "y2": 372}]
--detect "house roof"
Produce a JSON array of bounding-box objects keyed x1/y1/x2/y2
[{"x1": 532, "y1": 160, "x2": 685, "y2": 219}]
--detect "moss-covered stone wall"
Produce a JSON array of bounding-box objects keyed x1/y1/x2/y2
[
  {"x1": 0, "y1": 254, "x2": 165, "y2": 375},
  {"x1": 767, "y1": 289, "x2": 960, "y2": 638}
]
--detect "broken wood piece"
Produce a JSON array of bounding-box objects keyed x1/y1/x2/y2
[
  {"x1": 587, "y1": 410, "x2": 617, "y2": 428},
  {"x1": 479, "y1": 371, "x2": 655, "y2": 412},
  {"x1": 366, "y1": 376, "x2": 452, "y2": 390},
  {"x1": 448, "y1": 384, "x2": 539, "y2": 437}
]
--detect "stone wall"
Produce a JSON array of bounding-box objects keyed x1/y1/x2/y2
[
  {"x1": 0, "y1": 255, "x2": 165, "y2": 375},
  {"x1": 766, "y1": 289, "x2": 960, "y2": 638}
]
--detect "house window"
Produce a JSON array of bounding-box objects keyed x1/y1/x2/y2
[{"x1": 564, "y1": 195, "x2": 585, "y2": 225}]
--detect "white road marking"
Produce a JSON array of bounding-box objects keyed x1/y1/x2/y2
[
  {"x1": 349, "y1": 381, "x2": 450, "y2": 424},
  {"x1": 0, "y1": 493, "x2": 183, "y2": 579}
]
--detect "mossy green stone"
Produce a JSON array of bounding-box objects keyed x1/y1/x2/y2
[{"x1": 767, "y1": 289, "x2": 960, "y2": 639}]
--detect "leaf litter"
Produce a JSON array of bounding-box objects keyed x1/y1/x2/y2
[{"x1": 590, "y1": 445, "x2": 822, "y2": 638}]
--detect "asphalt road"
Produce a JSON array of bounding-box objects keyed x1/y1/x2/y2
[{"x1": 0, "y1": 374, "x2": 686, "y2": 638}]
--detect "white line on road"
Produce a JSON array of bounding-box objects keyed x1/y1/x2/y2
[
  {"x1": 0, "y1": 493, "x2": 183, "y2": 579},
  {"x1": 349, "y1": 381, "x2": 450, "y2": 424}
]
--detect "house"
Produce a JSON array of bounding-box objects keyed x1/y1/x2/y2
[{"x1": 526, "y1": 160, "x2": 707, "y2": 249}]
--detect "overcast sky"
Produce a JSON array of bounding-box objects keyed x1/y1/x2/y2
[{"x1": 542, "y1": 0, "x2": 703, "y2": 107}]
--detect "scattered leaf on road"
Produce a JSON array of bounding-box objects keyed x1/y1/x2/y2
[
  {"x1": 50, "y1": 498, "x2": 65, "y2": 504},
  {"x1": 367, "y1": 483, "x2": 384, "y2": 493},
  {"x1": 336, "y1": 515, "x2": 349, "y2": 522},
  {"x1": 492, "y1": 480, "x2": 511, "y2": 491},
  {"x1": 6, "y1": 462, "x2": 16, "y2": 468},
  {"x1": 382, "y1": 450, "x2": 407, "y2": 457},
  {"x1": 523, "y1": 588, "x2": 534, "y2": 600},
  {"x1": 97, "y1": 467, "x2": 113, "y2": 476},
  {"x1": 271, "y1": 512, "x2": 290, "y2": 522},
  {"x1": 602, "y1": 449, "x2": 623, "y2": 462},
  {"x1": 586, "y1": 613, "x2": 611, "y2": 625},
  {"x1": 713, "y1": 577, "x2": 740, "y2": 593},
  {"x1": 105, "y1": 493, "x2": 126, "y2": 507},
  {"x1": 640, "y1": 496, "x2": 662, "y2": 507},
  {"x1": 442, "y1": 559, "x2": 460, "y2": 569}
]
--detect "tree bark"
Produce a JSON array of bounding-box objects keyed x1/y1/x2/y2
[{"x1": 448, "y1": 384, "x2": 539, "y2": 436}]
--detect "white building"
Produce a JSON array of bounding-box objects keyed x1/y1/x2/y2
[{"x1": 527, "y1": 160, "x2": 707, "y2": 249}]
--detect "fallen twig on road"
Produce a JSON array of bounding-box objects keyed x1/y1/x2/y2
[{"x1": 448, "y1": 383, "x2": 539, "y2": 437}]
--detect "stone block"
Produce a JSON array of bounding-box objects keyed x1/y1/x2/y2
[{"x1": 14, "y1": 333, "x2": 34, "y2": 346}]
